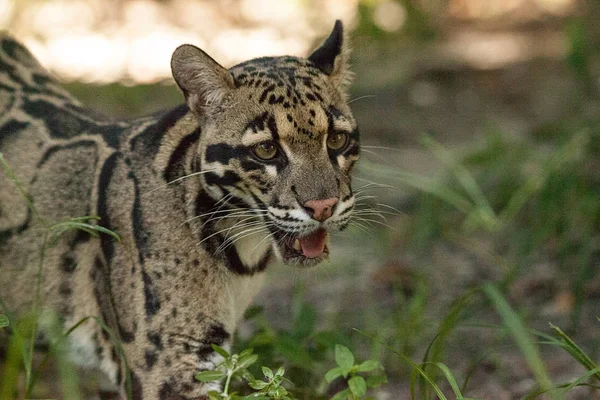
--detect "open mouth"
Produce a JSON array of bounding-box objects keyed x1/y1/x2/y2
[{"x1": 273, "y1": 228, "x2": 330, "y2": 266}]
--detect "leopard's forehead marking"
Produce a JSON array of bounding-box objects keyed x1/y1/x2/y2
[{"x1": 230, "y1": 56, "x2": 347, "y2": 145}]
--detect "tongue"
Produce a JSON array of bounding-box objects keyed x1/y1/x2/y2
[{"x1": 299, "y1": 229, "x2": 327, "y2": 258}]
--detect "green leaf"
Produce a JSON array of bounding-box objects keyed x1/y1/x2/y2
[
  {"x1": 330, "y1": 388, "x2": 350, "y2": 400},
  {"x1": 248, "y1": 380, "x2": 269, "y2": 390},
  {"x1": 335, "y1": 345, "x2": 354, "y2": 370},
  {"x1": 240, "y1": 348, "x2": 255, "y2": 357},
  {"x1": 211, "y1": 344, "x2": 230, "y2": 358},
  {"x1": 325, "y1": 367, "x2": 343, "y2": 383},
  {"x1": 195, "y1": 370, "x2": 226, "y2": 382},
  {"x1": 248, "y1": 331, "x2": 275, "y2": 347},
  {"x1": 275, "y1": 366, "x2": 285, "y2": 377},
  {"x1": 331, "y1": 389, "x2": 350, "y2": 400},
  {"x1": 207, "y1": 390, "x2": 222, "y2": 400},
  {"x1": 348, "y1": 376, "x2": 367, "y2": 398},
  {"x1": 0, "y1": 314, "x2": 8, "y2": 328},
  {"x1": 261, "y1": 366, "x2": 274, "y2": 380},
  {"x1": 356, "y1": 360, "x2": 382, "y2": 373},
  {"x1": 238, "y1": 353, "x2": 258, "y2": 369},
  {"x1": 366, "y1": 374, "x2": 387, "y2": 388}
]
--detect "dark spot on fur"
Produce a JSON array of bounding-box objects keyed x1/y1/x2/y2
[
  {"x1": 0, "y1": 119, "x2": 29, "y2": 144},
  {"x1": 145, "y1": 349, "x2": 158, "y2": 369},
  {"x1": 129, "y1": 104, "x2": 189, "y2": 160},
  {"x1": 148, "y1": 331, "x2": 163, "y2": 350},
  {"x1": 142, "y1": 270, "x2": 161, "y2": 318},
  {"x1": 204, "y1": 171, "x2": 242, "y2": 187},
  {"x1": 59, "y1": 281, "x2": 72, "y2": 296},
  {"x1": 61, "y1": 254, "x2": 77, "y2": 273},
  {"x1": 163, "y1": 128, "x2": 201, "y2": 182},
  {"x1": 204, "y1": 143, "x2": 243, "y2": 165},
  {"x1": 259, "y1": 84, "x2": 276, "y2": 103},
  {"x1": 131, "y1": 372, "x2": 143, "y2": 400}
]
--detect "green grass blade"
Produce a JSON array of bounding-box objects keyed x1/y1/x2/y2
[
  {"x1": 430, "y1": 362, "x2": 465, "y2": 400},
  {"x1": 406, "y1": 360, "x2": 448, "y2": 400},
  {"x1": 482, "y1": 284, "x2": 555, "y2": 398},
  {"x1": 354, "y1": 329, "x2": 447, "y2": 400},
  {"x1": 420, "y1": 135, "x2": 497, "y2": 229},
  {"x1": 49, "y1": 221, "x2": 120, "y2": 241},
  {"x1": 549, "y1": 323, "x2": 600, "y2": 380},
  {"x1": 523, "y1": 367, "x2": 600, "y2": 399},
  {"x1": 421, "y1": 288, "x2": 477, "y2": 397},
  {"x1": 562, "y1": 367, "x2": 600, "y2": 393},
  {"x1": 0, "y1": 332, "x2": 24, "y2": 400},
  {"x1": 359, "y1": 159, "x2": 473, "y2": 214},
  {"x1": 498, "y1": 129, "x2": 588, "y2": 223}
]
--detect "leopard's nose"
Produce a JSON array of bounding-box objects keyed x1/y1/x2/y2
[{"x1": 303, "y1": 197, "x2": 339, "y2": 222}]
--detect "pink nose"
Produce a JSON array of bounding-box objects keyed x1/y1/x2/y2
[{"x1": 303, "y1": 197, "x2": 339, "y2": 222}]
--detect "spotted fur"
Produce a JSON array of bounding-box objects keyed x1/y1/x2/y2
[{"x1": 0, "y1": 21, "x2": 359, "y2": 399}]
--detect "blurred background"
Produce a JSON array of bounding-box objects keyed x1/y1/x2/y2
[{"x1": 3, "y1": 0, "x2": 600, "y2": 398}]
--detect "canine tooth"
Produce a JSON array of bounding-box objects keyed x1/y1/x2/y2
[{"x1": 292, "y1": 239, "x2": 301, "y2": 251}]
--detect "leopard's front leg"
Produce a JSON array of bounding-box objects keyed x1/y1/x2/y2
[
  {"x1": 120, "y1": 316, "x2": 230, "y2": 400},
  {"x1": 108, "y1": 252, "x2": 263, "y2": 400}
]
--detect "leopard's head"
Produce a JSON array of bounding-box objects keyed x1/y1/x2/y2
[{"x1": 171, "y1": 21, "x2": 359, "y2": 267}]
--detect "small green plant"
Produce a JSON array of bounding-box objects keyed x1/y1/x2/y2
[
  {"x1": 324, "y1": 344, "x2": 386, "y2": 400},
  {"x1": 195, "y1": 345, "x2": 295, "y2": 400},
  {"x1": 247, "y1": 367, "x2": 295, "y2": 400},
  {"x1": 0, "y1": 314, "x2": 8, "y2": 328}
]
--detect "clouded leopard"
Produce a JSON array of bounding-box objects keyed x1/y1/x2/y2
[{"x1": 0, "y1": 21, "x2": 359, "y2": 399}]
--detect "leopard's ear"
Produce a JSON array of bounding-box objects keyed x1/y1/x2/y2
[
  {"x1": 308, "y1": 20, "x2": 353, "y2": 93},
  {"x1": 171, "y1": 44, "x2": 235, "y2": 118}
]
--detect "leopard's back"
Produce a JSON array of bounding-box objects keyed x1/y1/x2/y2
[{"x1": 0, "y1": 34, "x2": 126, "y2": 312}]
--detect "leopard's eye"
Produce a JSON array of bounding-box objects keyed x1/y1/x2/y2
[
  {"x1": 253, "y1": 141, "x2": 278, "y2": 160},
  {"x1": 327, "y1": 132, "x2": 348, "y2": 151}
]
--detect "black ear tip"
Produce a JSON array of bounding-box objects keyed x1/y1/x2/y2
[
  {"x1": 308, "y1": 20, "x2": 345, "y2": 75},
  {"x1": 334, "y1": 19, "x2": 343, "y2": 32},
  {"x1": 330, "y1": 20, "x2": 343, "y2": 44}
]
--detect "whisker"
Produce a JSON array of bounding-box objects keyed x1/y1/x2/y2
[
  {"x1": 353, "y1": 209, "x2": 401, "y2": 220},
  {"x1": 375, "y1": 203, "x2": 403, "y2": 214},
  {"x1": 353, "y1": 216, "x2": 397, "y2": 231},
  {"x1": 348, "y1": 94, "x2": 377, "y2": 105},
  {"x1": 353, "y1": 177, "x2": 397, "y2": 190},
  {"x1": 143, "y1": 169, "x2": 218, "y2": 195},
  {"x1": 250, "y1": 231, "x2": 276, "y2": 255},
  {"x1": 215, "y1": 225, "x2": 268, "y2": 253},
  {"x1": 361, "y1": 145, "x2": 408, "y2": 153},
  {"x1": 197, "y1": 220, "x2": 265, "y2": 246},
  {"x1": 360, "y1": 148, "x2": 386, "y2": 160},
  {"x1": 216, "y1": 225, "x2": 273, "y2": 254},
  {"x1": 354, "y1": 195, "x2": 379, "y2": 202},
  {"x1": 181, "y1": 208, "x2": 267, "y2": 228},
  {"x1": 348, "y1": 221, "x2": 375, "y2": 238}
]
